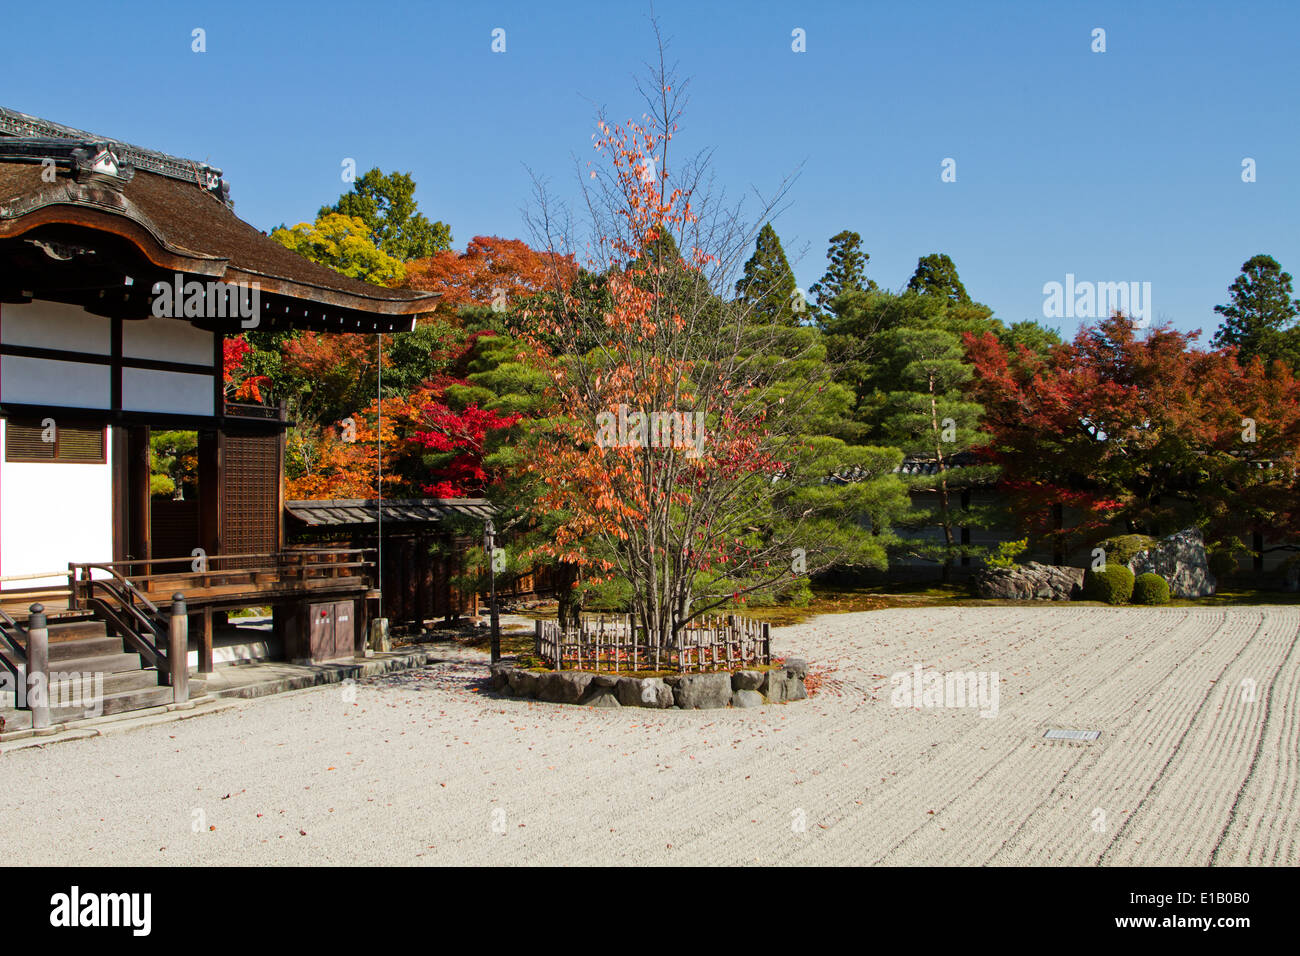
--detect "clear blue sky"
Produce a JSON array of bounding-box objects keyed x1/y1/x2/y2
[{"x1": 3, "y1": 0, "x2": 1297, "y2": 340}]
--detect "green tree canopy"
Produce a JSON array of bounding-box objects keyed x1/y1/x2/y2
[
  {"x1": 271, "y1": 213, "x2": 407, "y2": 286},
  {"x1": 810, "y1": 229, "x2": 875, "y2": 316},
  {"x1": 735, "y1": 223, "x2": 800, "y2": 325},
  {"x1": 907, "y1": 253, "x2": 971, "y2": 304},
  {"x1": 1212, "y1": 253, "x2": 1300, "y2": 370},
  {"x1": 322, "y1": 168, "x2": 452, "y2": 262}
]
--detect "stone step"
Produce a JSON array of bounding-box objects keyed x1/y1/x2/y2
[
  {"x1": 45, "y1": 669, "x2": 163, "y2": 696},
  {"x1": 3, "y1": 676, "x2": 208, "y2": 727},
  {"x1": 49, "y1": 652, "x2": 142, "y2": 675},
  {"x1": 51, "y1": 685, "x2": 174, "y2": 721},
  {"x1": 46, "y1": 620, "x2": 108, "y2": 642},
  {"x1": 45, "y1": 635, "x2": 125, "y2": 661}
]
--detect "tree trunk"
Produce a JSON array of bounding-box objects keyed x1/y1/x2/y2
[
  {"x1": 929, "y1": 377, "x2": 954, "y2": 584},
  {"x1": 555, "y1": 562, "x2": 583, "y2": 630}
]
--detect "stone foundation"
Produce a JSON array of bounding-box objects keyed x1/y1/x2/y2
[{"x1": 488, "y1": 659, "x2": 809, "y2": 709}]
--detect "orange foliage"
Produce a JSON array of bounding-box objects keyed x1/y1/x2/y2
[{"x1": 403, "y1": 236, "x2": 576, "y2": 313}]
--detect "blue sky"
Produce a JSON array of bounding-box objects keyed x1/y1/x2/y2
[{"x1": 3, "y1": 0, "x2": 1297, "y2": 340}]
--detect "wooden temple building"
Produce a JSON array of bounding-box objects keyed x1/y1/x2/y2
[{"x1": 0, "y1": 105, "x2": 441, "y2": 721}]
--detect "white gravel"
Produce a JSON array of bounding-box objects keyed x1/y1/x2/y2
[{"x1": 2, "y1": 605, "x2": 1297, "y2": 865}]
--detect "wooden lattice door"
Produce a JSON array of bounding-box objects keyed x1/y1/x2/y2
[{"x1": 220, "y1": 432, "x2": 281, "y2": 566}]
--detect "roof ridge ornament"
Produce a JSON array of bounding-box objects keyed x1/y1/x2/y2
[
  {"x1": 70, "y1": 142, "x2": 134, "y2": 188},
  {"x1": 0, "y1": 105, "x2": 231, "y2": 205}
]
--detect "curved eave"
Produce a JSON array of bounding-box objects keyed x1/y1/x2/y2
[
  {"x1": 0, "y1": 188, "x2": 229, "y2": 276},
  {"x1": 0, "y1": 190, "x2": 438, "y2": 322}
]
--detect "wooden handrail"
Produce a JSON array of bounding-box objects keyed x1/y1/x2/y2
[
  {"x1": 69, "y1": 548, "x2": 377, "y2": 574},
  {"x1": 79, "y1": 577, "x2": 166, "y2": 671},
  {"x1": 0, "y1": 608, "x2": 26, "y2": 670}
]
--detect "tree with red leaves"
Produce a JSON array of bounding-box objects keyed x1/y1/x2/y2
[
  {"x1": 285, "y1": 335, "x2": 519, "y2": 500},
  {"x1": 403, "y1": 235, "x2": 576, "y2": 320},
  {"x1": 518, "y1": 47, "x2": 907, "y2": 649},
  {"x1": 222, "y1": 335, "x2": 272, "y2": 404},
  {"x1": 965, "y1": 312, "x2": 1300, "y2": 560}
]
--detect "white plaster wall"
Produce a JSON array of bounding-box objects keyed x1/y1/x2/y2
[
  {"x1": 121, "y1": 367, "x2": 214, "y2": 416},
  {"x1": 0, "y1": 420, "x2": 114, "y2": 589},
  {"x1": 0, "y1": 300, "x2": 214, "y2": 413},
  {"x1": 122, "y1": 315, "x2": 213, "y2": 364},
  {"x1": 0, "y1": 300, "x2": 111, "y2": 353},
  {"x1": 0, "y1": 355, "x2": 112, "y2": 408}
]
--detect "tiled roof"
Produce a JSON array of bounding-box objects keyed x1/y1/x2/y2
[
  {"x1": 0, "y1": 106, "x2": 436, "y2": 330},
  {"x1": 286, "y1": 498, "x2": 496, "y2": 528}
]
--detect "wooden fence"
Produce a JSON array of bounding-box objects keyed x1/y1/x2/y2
[{"x1": 535, "y1": 613, "x2": 771, "y2": 673}]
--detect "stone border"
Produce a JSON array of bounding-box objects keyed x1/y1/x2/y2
[{"x1": 488, "y1": 659, "x2": 808, "y2": 709}]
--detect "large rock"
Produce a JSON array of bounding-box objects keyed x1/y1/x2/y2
[
  {"x1": 732, "y1": 670, "x2": 765, "y2": 691},
  {"x1": 616, "y1": 677, "x2": 675, "y2": 709},
  {"x1": 581, "y1": 686, "x2": 622, "y2": 708},
  {"x1": 538, "y1": 671, "x2": 594, "y2": 704},
  {"x1": 673, "y1": 673, "x2": 733, "y2": 709},
  {"x1": 974, "y1": 562, "x2": 1083, "y2": 601},
  {"x1": 731, "y1": 689, "x2": 765, "y2": 708},
  {"x1": 763, "y1": 667, "x2": 808, "y2": 703},
  {"x1": 506, "y1": 668, "x2": 539, "y2": 698},
  {"x1": 782, "y1": 658, "x2": 809, "y2": 680},
  {"x1": 488, "y1": 663, "x2": 511, "y2": 692},
  {"x1": 1127, "y1": 528, "x2": 1216, "y2": 598}
]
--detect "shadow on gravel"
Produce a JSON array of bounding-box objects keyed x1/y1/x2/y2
[{"x1": 361, "y1": 662, "x2": 494, "y2": 697}]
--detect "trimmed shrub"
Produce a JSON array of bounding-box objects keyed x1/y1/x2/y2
[
  {"x1": 1082, "y1": 564, "x2": 1135, "y2": 605},
  {"x1": 1094, "y1": 534, "x2": 1158, "y2": 567},
  {"x1": 1132, "y1": 572, "x2": 1171, "y2": 605},
  {"x1": 985, "y1": 538, "x2": 1028, "y2": 569},
  {"x1": 1207, "y1": 536, "x2": 1245, "y2": 581},
  {"x1": 1207, "y1": 549, "x2": 1239, "y2": 580}
]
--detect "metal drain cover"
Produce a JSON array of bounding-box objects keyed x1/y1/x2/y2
[{"x1": 1043, "y1": 729, "x2": 1100, "y2": 741}]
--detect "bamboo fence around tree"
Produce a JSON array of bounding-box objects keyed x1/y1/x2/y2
[{"x1": 534, "y1": 613, "x2": 771, "y2": 673}]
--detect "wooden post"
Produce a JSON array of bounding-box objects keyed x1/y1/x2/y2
[
  {"x1": 169, "y1": 593, "x2": 189, "y2": 703},
  {"x1": 761, "y1": 621, "x2": 771, "y2": 665},
  {"x1": 534, "y1": 619, "x2": 543, "y2": 659},
  {"x1": 355, "y1": 596, "x2": 371, "y2": 660},
  {"x1": 199, "y1": 606, "x2": 215, "y2": 674},
  {"x1": 26, "y1": 603, "x2": 50, "y2": 730}
]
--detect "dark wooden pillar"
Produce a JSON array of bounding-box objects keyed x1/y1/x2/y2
[
  {"x1": 401, "y1": 537, "x2": 415, "y2": 626},
  {"x1": 419, "y1": 536, "x2": 434, "y2": 623},
  {"x1": 197, "y1": 428, "x2": 221, "y2": 562},
  {"x1": 198, "y1": 606, "x2": 214, "y2": 674},
  {"x1": 125, "y1": 425, "x2": 151, "y2": 565}
]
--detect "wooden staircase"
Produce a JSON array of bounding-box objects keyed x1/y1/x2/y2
[{"x1": 0, "y1": 615, "x2": 204, "y2": 728}]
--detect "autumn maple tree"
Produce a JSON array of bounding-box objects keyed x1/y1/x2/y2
[
  {"x1": 403, "y1": 235, "x2": 576, "y2": 319},
  {"x1": 516, "y1": 52, "x2": 906, "y2": 650},
  {"x1": 222, "y1": 335, "x2": 272, "y2": 404},
  {"x1": 965, "y1": 312, "x2": 1300, "y2": 560},
  {"x1": 284, "y1": 335, "x2": 519, "y2": 500}
]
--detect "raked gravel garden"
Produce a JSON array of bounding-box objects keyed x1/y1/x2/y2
[{"x1": 2, "y1": 603, "x2": 1297, "y2": 866}]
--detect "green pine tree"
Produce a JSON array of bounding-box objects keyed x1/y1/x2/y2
[
  {"x1": 809, "y1": 229, "x2": 876, "y2": 316},
  {"x1": 1212, "y1": 254, "x2": 1300, "y2": 370},
  {"x1": 907, "y1": 253, "x2": 971, "y2": 304},
  {"x1": 875, "y1": 323, "x2": 997, "y2": 582},
  {"x1": 735, "y1": 223, "x2": 800, "y2": 325}
]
